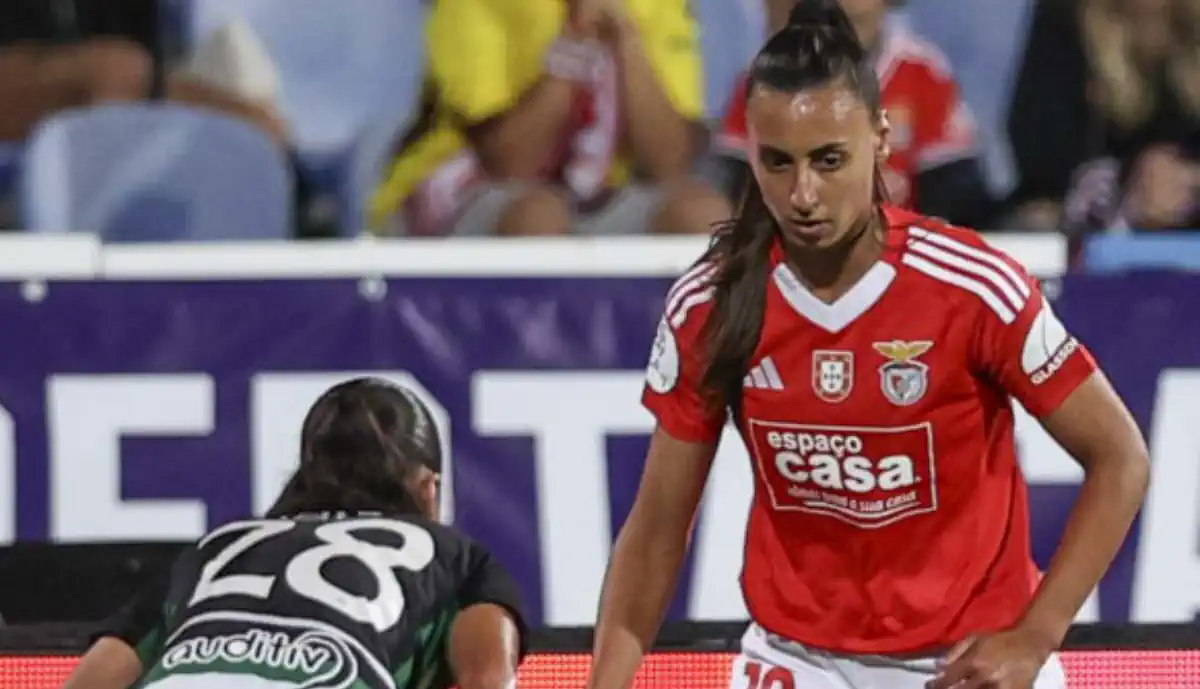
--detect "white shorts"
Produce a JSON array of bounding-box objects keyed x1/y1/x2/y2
[{"x1": 729, "y1": 623, "x2": 1068, "y2": 689}]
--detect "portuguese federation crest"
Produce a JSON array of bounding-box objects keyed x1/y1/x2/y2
[
  {"x1": 811, "y1": 350, "x2": 854, "y2": 403},
  {"x1": 873, "y1": 340, "x2": 934, "y2": 406}
]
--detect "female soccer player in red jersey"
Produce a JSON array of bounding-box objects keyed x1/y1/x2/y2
[{"x1": 586, "y1": 1, "x2": 1150, "y2": 688}]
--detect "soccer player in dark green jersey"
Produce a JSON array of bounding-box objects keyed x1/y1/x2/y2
[{"x1": 63, "y1": 377, "x2": 527, "y2": 689}]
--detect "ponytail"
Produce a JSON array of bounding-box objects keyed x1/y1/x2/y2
[
  {"x1": 700, "y1": 178, "x2": 776, "y2": 411},
  {"x1": 785, "y1": 0, "x2": 867, "y2": 59}
]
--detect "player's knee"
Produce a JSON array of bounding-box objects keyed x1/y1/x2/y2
[
  {"x1": 495, "y1": 186, "x2": 573, "y2": 236},
  {"x1": 651, "y1": 179, "x2": 733, "y2": 234},
  {"x1": 76, "y1": 38, "x2": 153, "y2": 102}
]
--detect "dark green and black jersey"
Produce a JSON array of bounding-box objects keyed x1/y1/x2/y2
[{"x1": 99, "y1": 511, "x2": 528, "y2": 689}]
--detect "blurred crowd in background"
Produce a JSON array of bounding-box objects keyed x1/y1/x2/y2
[{"x1": 0, "y1": 0, "x2": 1196, "y2": 242}]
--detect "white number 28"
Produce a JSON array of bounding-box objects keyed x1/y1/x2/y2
[{"x1": 188, "y1": 518, "x2": 436, "y2": 633}]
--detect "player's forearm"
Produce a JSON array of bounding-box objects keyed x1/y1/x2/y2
[
  {"x1": 589, "y1": 518, "x2": 689, "y2": 689},
  {"x1": 456, "y1": 671, "x2": 517, "y2": 689},
  {"x1": 61, "y1": 638, "x2": 144, "y2": 689},
  {"x1": 454, "y1": 655, "x2": 519, "y2": 689},
  {"x1": 1018, "y1": 451, "x2": 1149, "y2": 647},
  {"x1": 447, "y1": 604, "x2": 521, "y2": 689}
]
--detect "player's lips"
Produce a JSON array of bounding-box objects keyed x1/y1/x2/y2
[{"x1": 784, "y1": 219, "x2": 835, "y2": 241}]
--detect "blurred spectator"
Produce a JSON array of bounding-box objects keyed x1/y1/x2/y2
[
  {"x1": 1007, "y1": 0, "x2": 1200, "y2": 233},
  {"x1": 904, "y1": 0, "x2": 1037, "y2": 203},
  {"x1": 0, "y1": 0, "x2": 286, "y2": 146},
  {"x1": 712, "y1": 0, "x2": 994, "y2": 227},
  {"x1": 370, "y1": 0, "x2": 731, "y2": 236}
]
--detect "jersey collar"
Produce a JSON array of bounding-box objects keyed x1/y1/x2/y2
[{"x1": 768, "y1": 206, "x2": 902, "y2": 333}]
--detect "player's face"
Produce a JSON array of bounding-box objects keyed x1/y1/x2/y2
[{"x1": 746, "y1": 80, "x2": 889, "y2": 253}]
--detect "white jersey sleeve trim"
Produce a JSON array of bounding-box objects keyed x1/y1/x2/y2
[
  {"x1": 1020, "y1": 296, "x2": 1073, "y2": 375},
  {"x1": 908, "y1": 227, "x2": 1030, "y2": 298},
  {"x1": 665, "y1": 262, "x2": 717, "y2": 329},
  {"x1": 904, "y1": 226, "x2": 1041, "y2": 325},
  {"x1": 902, "y1": 253, "x2": 1018, "y2": 324},
  {"x1": 907, "y1": 238, "x2": 1027, "y2": 313}
]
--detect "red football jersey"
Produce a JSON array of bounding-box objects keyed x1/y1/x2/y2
[
  {"x1": 717, "y1": 20, "x2": 977, "y2": 209},
  {"x1": 641, "y1": 207, "x2": 1096, "y2": 654}
]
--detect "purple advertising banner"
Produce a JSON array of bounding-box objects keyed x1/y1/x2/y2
[{"x1": 0, "y1": 273, "x2": 1196, "y2": 627}]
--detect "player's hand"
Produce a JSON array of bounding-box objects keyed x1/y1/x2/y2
[{"x1": 925, "y1": 626, "x2": 1054, "y2": 689}]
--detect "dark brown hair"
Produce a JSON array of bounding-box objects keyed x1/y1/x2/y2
[
  {"x1": 700, "y1": 0, "x2": 888, "y2": 412},
  {"x1": 267, "y1": 377, "x2": 442, "y2": 517}
]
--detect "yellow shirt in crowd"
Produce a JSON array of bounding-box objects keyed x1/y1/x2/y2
[{"x1": 369, "y1": 0, "x2": 703, "y2": 229}]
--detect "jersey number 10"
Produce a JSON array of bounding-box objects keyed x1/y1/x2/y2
[{"x1": 187, "y1": 518, "x2": 437, "y2": 633}]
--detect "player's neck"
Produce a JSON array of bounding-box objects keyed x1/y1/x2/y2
[{"x1": 783, "y1": 210, "x2": 885, "y2": 304}]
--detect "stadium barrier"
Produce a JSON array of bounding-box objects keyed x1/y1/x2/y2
[
  {"x1": 0, "y1": 232, "x2": 1066, "y2": 279},
  {"x1": 1, "y1": 621, "x2": 1197, "y2": 689}
]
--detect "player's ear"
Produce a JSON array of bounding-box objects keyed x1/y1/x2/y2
[{"x1": 875, "y1": 109, "x2": 892, "y2": 162}]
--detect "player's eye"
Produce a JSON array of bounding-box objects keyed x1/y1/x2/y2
[
  {"x1": 812, "y1": 150, "x2": 847, "y2": 171},
  {"x1": 759, "y1": 149, "x2": 793, "y2": 171}
]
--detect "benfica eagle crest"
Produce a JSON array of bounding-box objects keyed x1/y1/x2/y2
[{"x1": 873, "y1": 340, "x2": 934, "y2": 406}]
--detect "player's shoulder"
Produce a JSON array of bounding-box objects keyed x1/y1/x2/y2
[
  {"x1": 661, "y1": 256, "x2": 719, "y2": 336},
  {"x1": 644, "y1": 255, "x2": 719, "y2": 395},
  {"x1": 894, "y1": 211, "x2": 1037, "y2": 326},
  {"x1": 880, "y1": 19, "x2": 956, "y2": 83},
  {"x1": 404, "y1": 515, "x2": 494, "y2": 568},
  {"x1": 385, "y1": 513, "x2": 474, "y2": 551},
  {"x1": 898, "y1": 212, "x2": 1001, "y2": 250},
  {"x1": 364, "y1": 514, "x2": 496, "y2": 587}
]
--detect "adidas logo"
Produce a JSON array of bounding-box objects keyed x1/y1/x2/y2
[{"x1": 744, "y1": 357, "x2": 785, "y2": 390}]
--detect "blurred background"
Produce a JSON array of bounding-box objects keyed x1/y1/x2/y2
[
  {"x1": 0, "y1": 0, "x2": 1197, "y2": 687},
  {"x1": 0, "y1": 0, "x2": 1195, "y2": 243}
]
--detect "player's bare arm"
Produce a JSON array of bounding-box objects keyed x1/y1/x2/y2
[
  {"x1": 60, "y1": 637, "x2": 143, "y2": 689},
  {"x1": 587, "y1": 429, "x2": 717, "y2": 689},
  {"x1": 1022, "y1": 373, "x2": 1150, "y2": 645},
  {"x1": 447, "y1": 603, "x2": 522, "y2": 689},
  {"x1": 931, "y1": 373, "x2": 1149, "y2": 689}
]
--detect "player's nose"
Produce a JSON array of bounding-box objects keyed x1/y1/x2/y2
[{"x1": 789, "y1": 167, "x2": 821, "y2": 214}]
